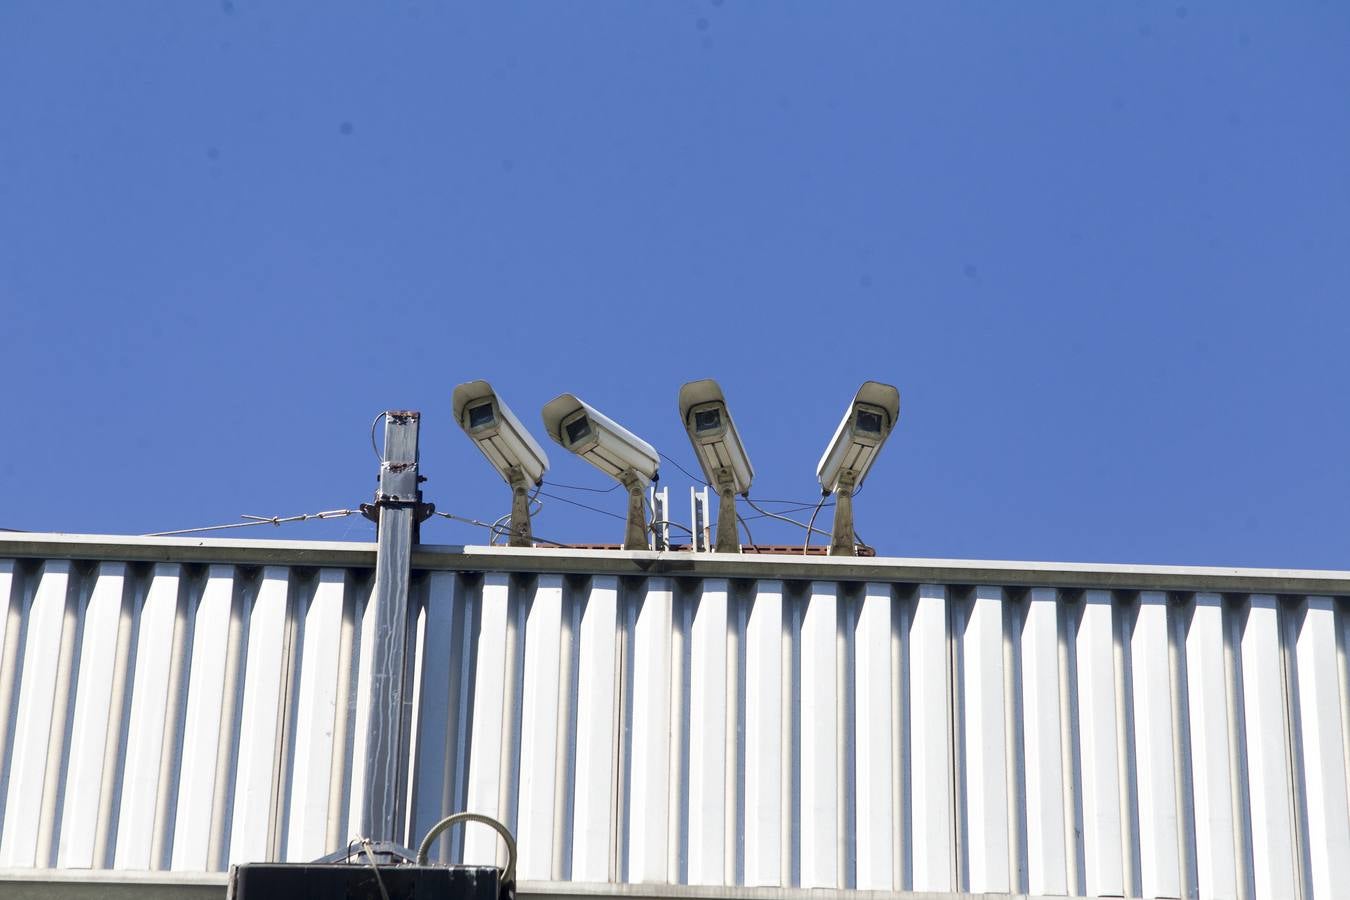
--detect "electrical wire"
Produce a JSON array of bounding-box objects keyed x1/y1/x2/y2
[
  {"x1": 648, "y1": 519, "x2": 694, "y2": 536},
  {"x1": 357, "y1": 838, "x2": 392, "y2": 900},
  {"x1": 488, "y1": 513, "x2": 511, "y2": 545},
  {"x1": 736, "y1": 512, "x2": 755, "y2": 548},
  {"x1": 802, "y1": 494, "x2": 830, "y2": 554},
  {"x1": 369, "y1": 412, "x2": 387, "y2": 462},
  {"x1": 435, "y1": 510, "x2": 514, "y2": 542},
  {"x1": 541, "y1": 478, "x2": 621, "y2": 494},
  {"x1": 536, "y1": 490, "x2": 628, "y2": 522},
  {"x1": 739, "y1": 496, "x2": 833, "y2": 506},
  {"x1": 487, "y1": 484, "x2": 543, "y2": 546},
  {"x1": 657, "y1": 450, "x2": 709, "y2": 487},
  {"x1": 743, "y1": 500, "x2": 833, "y2": 520},
  {"x1": 430, "y1": 510, "x2": 568, "y2": 548},
  {"x1": 742, "y1": 497, "x2": 831, "y2": 540},
  {"x1": 145, "y1": 508, "x2": 362, "y2": 537}
]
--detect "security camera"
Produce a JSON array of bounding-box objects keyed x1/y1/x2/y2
[
  {"x1": 816, "y1": 381, "x2": 900, "y2": 494},
  {"x1": 679, "y1": 379, "x2": 753, "y2": 552},
  {"x1": 452, "y1": 380, "x2": 549, "y2": 546},
  {"x1": 679, "y1": 379, "x2": 753, "y2": 494},
  {"x1": 815, "y1": 381, "x2": 900, "y2": 556},
  {"x1": 453, "y1": 381, "x2": 549, "y2": 486},
  {"x1": 541, "y1": 394, "x2": 659, "y2": 550}
]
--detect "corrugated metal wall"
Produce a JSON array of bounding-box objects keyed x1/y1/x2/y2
[
  {"x1": 0, "y1": 558, "x2": 374, "y2": 873},
  {"x1": 2, "y1": 552, "x2": 1350, "y2": 899}
]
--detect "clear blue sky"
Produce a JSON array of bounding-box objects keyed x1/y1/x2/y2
[{"x1": 3, "y1": 4, "x2": 1348, "y2": 568}]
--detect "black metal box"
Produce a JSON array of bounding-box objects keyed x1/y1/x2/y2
[{"x1": 228, "y1": 863, "x2": 503, "y2": 900}]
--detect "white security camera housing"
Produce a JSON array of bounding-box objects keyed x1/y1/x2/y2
[
  {"x1": 678, "y1": 379, "x2": 754, "y2": 496},
  {"x1": 452, "y1": 381, "x2": 550, "y2": 486},
  {"x1": 452, "y1": 380, "x2": 549, "y2": 547},
  {"x1": 541, "y1": 394, "x2": 659, "y2": 487},
  {"x1": 678, "y1": 379, "x2": 753, "y2": 553},
  {"x1": 541, "y1": 394, "x2": 660, "y2": 550},
  {"x1": 816, "y1": 381, "x2": 901, "y2": 495}
]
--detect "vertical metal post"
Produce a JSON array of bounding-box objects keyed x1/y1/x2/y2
[
  {"x1": 692, "y1": 486, "x2": 711, "y2": 552},
  {"x1": 621, "y1": 474, "x2": 647, "y2": 551},
  {"x1": 714, "y1": 477, "x2": 741, "y2": 554},
  {"x1": 361, "y1": 410, "x2": 421, "y2": 842},
  {"x1": 507, "y1": 468, "x2": 533, "y2": 547},
  {"x1": 829, "y1": 472, "x2": 857, "y2": 556}
]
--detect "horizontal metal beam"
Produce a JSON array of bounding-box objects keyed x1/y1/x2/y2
[
  {"x1": 0, "y1": 868, "x2": 225, "y2": 899},
  {"x1": 0, "y1": 533, "x2": 379, "y2": 568},
  {"x1": 3, "y1": 531, "x2": 1350, "y2": 596}
]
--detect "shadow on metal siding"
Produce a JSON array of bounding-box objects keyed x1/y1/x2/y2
[{"x1": 4, "y1": 557, "x2": 1350, "y2": 900}]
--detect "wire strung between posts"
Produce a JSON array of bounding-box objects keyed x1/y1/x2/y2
[
  {"x1": 431, "y1": 510, "x2": 568, "y2": 548},
  {"x1": 536, "y1": 490, "x2": 628, "y2": 522},
  {"x1": 436, "y1": 510, "x2": 517, "y2": 543},
  {"x1": 145, "y1": 508, "x2": 362, "y2": 537}
]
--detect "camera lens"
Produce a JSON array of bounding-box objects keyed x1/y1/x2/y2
[
  {"x1": 693, "y1": 408, "x2": 722, "y2": 433},
  {"x1": 856, "y1": 409, "x2": 883, "y2": 434},
  {"x1": 467, "y1": 402, "x2": 495, "y2": 430},
  {"x1": 565, "y1": 416, "x2": 592, "y2": 444}
]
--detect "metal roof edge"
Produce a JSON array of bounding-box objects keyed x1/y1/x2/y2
[
  {"x1": 0, "y1": 531, "x2": 380, "y2": 568},
  {"x1": 2, "y1": 531, "x2": 1348, "y2": 595},
  {"x1": 0, "y1": 867, "x2": 226, "y2": 899}
]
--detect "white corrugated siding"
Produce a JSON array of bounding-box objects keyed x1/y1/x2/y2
[{"x1": 1, "y1": 554, "x2": 1349, "y2": 898}]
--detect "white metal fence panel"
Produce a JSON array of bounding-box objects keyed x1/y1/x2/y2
[
  {"x1": 2, "y1": 543, "x2": 1350, "y2": 900},
  {"x1": 1019, "y1": 585, "x2": 1069, "y2": 895},
  {"x1": 0, "y1": 559, "x2": 374, "y2": 875}
]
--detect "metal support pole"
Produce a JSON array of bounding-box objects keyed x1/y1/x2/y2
[
  {"x1": 829, "y1": 471, "x2": 857, "y2": 557},
  {"x1": 714, "y1": 476, "x2": 741, "y2": 553},
  {"x1": 507, "y1": 468, "x2": 533, "y2": 547},
  {"x1": 621, "y1": 473, "x2": 647, "y2": 551},
  {"x1": 361, "y1": 410, "x2": 422, "y2": 842}
]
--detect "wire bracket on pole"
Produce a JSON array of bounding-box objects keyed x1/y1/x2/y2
[{"x1": 360, "y1": 412, "x2": 435, "y2": 534}]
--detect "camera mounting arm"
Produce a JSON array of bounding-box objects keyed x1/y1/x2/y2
[
  {"x1": 829, "y1": 470, "x2": 857, "y2": 556},
  {"x1": 506, "y1": 466, "x2": 534, "y2": 547},
  {"x1": 713, "y1": 467, "x2": 741, "y2": 553},
  {"x1": 620, "y1": 470, "x2": 649, "y2": 551}
]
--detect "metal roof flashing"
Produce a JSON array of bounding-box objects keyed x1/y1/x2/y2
[{"x1": 2, "y1": 530, "x2": 1347, "y2": 594}]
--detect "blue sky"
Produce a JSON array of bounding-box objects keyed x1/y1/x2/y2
[{"x1": 2, "y1": 3, "x2": 1348, "y2": 567}]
